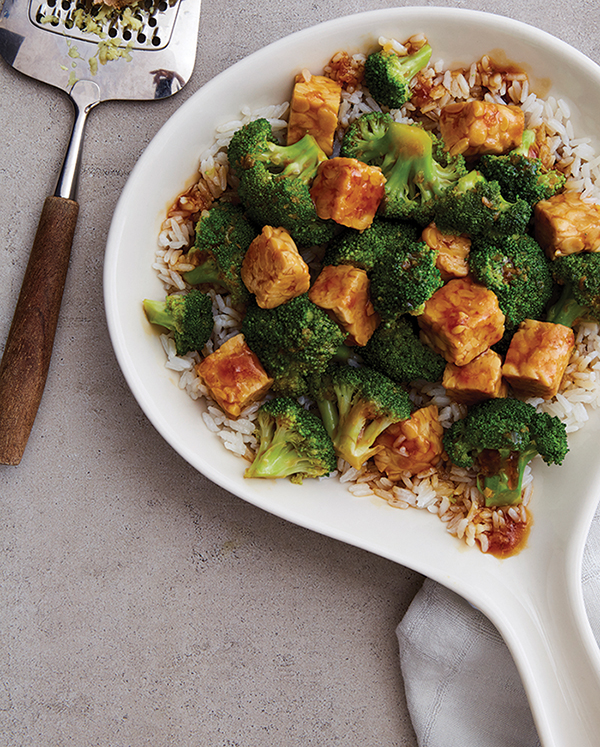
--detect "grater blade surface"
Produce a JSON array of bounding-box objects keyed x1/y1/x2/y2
[{"x1": 0, "y1": 0, "x2": 200, "y2": 101}]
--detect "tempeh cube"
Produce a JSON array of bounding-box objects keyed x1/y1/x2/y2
[
  {"x1": 443, "y1": 349, "x2": 507, "y2": 405},
  {"x1": 418, "y1": 277, "x2": 505, "y2": 366},
  {"x1": 421, "y1": 222, "x2": 471, "y2": 281},
  {"x1": 241, "y1": 225, "x2": 310, "y2": 309},
  {"x1": 439, "y1": 100, "x2": 524, "y2": 157},
  {"x1": 501, "y1": 319, "x2": 574, "y2": 399},
  {"x1": 196, "y1": 333, "x2": 273, "y2": 418},
  {"x1": 534, "y1": 191, "x2": 600, "y2": 259},
  {"x1": 308, "y1": 264, "x2": 380, "y2": 346},
  {"x1": 374, "y1": 404, "x2": 444, "y2": 479},
  {"x1": 287, "y1": 71, "x2": 342, "y2": 156},
  {"x1": 310, "y1": 157, "x2": 386, "y2": 230}
]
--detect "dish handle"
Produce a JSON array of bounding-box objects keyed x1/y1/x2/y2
[{"x1": 490, "y1": 556, "x2": 600, "y2": 747}]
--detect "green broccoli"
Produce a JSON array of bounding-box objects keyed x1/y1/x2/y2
[
  {"x1": 323, "y1": 218, "x2": 421, "y2": 271},
  {"x1": 433, "y1": 169, "x2": 532, "y2": 239},
  {"x1": 547, "y1": 252, "x2": 600, "y2": 328},
  {"x1": 340, "y1": 112, "x2": 467, "y2": 224},
  {"x1": 241, "y1": 294, "x2": 346, "y2": 397},
  {"x1": 143, "y1": 289, "x2": 214, "y2": 356},
  {"x1": 360, "y1": 315, "x2": 446, "y2": 384},
  {"x1": 227, "y1": 118, "x2": 334, "y2": 247},
  {"x1": 227, "y1": 117, "x2": 326, "y2": 182},
  {"x1": 478, "y1": 130, "x2": 566, "y2": 207},
  {"x1": 364, "y1": 43, "x2": 432, "y2": 110},
  {"x1": 430, "y1": 130, "x2": 459, "y2": 168},
  {"x1": 443, "y1": 398, "x2": 568, "y2": 507},
  {"x1": 183, "y1": 202, "x2": 256, "y2": 305},
  {"x1": 244, "y1": 397, "x2": 336, "y2": 484},
  {"x1": 310, "y1": 364, "x2": 412, "y2": 469},
  {"x1": 469, "y1": 234, "x2": 554, "y2": 330},
  {"x1": 368, "y1": 239, "x2": 443, "y2": 319}
]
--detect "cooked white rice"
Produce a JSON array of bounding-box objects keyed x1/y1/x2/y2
[{"x1": 149, "y1": 41, "x2": 600, "y2": 553}]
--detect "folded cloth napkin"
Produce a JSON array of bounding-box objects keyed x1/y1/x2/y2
[{"x1": 396, "y1": 504, "x2": 600, "y2": 747}]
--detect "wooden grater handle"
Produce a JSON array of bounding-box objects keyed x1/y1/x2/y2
[{"x1": 0, "y1": 196, "x2": 79, "y2": 465}]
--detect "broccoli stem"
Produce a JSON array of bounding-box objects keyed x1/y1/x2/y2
[
  {"x1": 396, "y1": 44, "x2": 433, "y2": 82},
  {"x1": 142, "y1": 299, "x2": 175, "y2": 331},
  {"x1": 335, "y1": 385, "x2": 355, "y2": 422},
  {"x1": 336, "y1": 406, "x2": 368, "y2": 461},
  {"x1": 245, "y1": 426, "x2": 309, "y2": 479},
  {"x1": 383, "y1": 153, "x2": 419, "y2": 196},
  {"x1": 546, "y1": 282, "x2": 589, "y2": 329},
  {"x1": 265, "y1": 134, "x2": 325, "y2": 183},
  {"x1": 478, "y1": 472, "x2": 522, "y2": 507},
  {"x1": 362, "y1": 416, "x2": 396, "y2": 446},
  {"x1": 477, "y1": 447, "x2": 535, "y2": 507},
  {"x1": 333, "y1": 345, "x2": 354, "y2": 364},
  {"x1": 335, "y1": 402, "x2": 393, "y2": 466},
  {"x1": 184, "y1": 259, "x2": 223, "y2": 288},
  {"x1": 455, "y1": 169, "x2": 483, "y2": 195},
  {"x1": 515, "y1": 129, "x2": 536, "y2": 157},
  {"x1": 316, "y1": 399, "x2": 339, "y2": 439}
]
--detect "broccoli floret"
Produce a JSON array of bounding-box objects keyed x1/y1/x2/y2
[
  {"x1": 143, "y1": 289, "x2": 214, "y2": 356},
  {"x1": 478, "y1": 130, "x2": 566, "y2": 206},
  {"x1": 547, "y1": 252, "x2": 600, "y2": 328},
  {"x1": 433, "y1": 170, "x2": 532, "y2": 239},
  {"x1": 310, "y1": 364, "x2": 412, "y2": 469},
  {"x1": 368, "y1": 239, "x2": 443, "y2": 319},
  {"x1": 360, "y1": 315, "x2": 446, "y2": 384},
  {"x1": 227, "y1": 118, "x2": 334, "y2": 247},
  {"x1": 237, "y1": 163, "x2": 335, "y2": 247},
  {"x1": 323, "y1": 218, "x2": 420, "y2": 271},
  {"x1": 444, "y1": 398, "x2": 568, "y2": 507},
  {"x1": 340, "y1": 112, "x2": 467, "y2": 224},
  {"x1": 364, "y1": 43, "x2": 432, "y2": 110},
  {"x1": 183, "y1": 202, "x2": 256, "y2": 305},
  {"x1": 244, "y1": 397, "x2": 336, "y2": 483},
  {"x1": 227, "y1": 117, "x2": 326, "y2": 183},
  {"x1": 469, "y1": 234, "x2": 554, "y2": 330},
  {"x1": 429, "y1": 130, "x2": 457, "y2": 168},
  {"x1": 241, "y1": 294, "x2": 346, "y2": 397}
]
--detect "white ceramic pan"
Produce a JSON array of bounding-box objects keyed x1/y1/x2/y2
[{"x1": 103, "y1": 9, "x2": 600, "y2": 745}]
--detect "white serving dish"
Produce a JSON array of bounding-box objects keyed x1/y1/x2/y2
[{"x1": 104, "y1": 9, "x2": 600, "y2": 745}]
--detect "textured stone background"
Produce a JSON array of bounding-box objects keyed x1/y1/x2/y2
[{"x1": 0, "y1": 1, "x2": 598, "y2": 745}]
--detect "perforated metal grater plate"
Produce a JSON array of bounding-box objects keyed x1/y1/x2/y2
[
  {"x1": 0, "y1": 0, "x2": 200, "y2": 101},
  {"x1": 29, "y1": 0, "x2": 180, "y2": 51}
]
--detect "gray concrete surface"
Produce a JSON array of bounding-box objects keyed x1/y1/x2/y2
[{"x1": 0, "y1": 1, "x2": 597, "y2": 745}]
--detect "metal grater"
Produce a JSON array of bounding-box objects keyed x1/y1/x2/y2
[
  {"x1": 0, "y1": 0, "x2": 199, "y2": 100},
  {"x1": 30, "y1": 0, "x2": 180, "y2": 51},
  {"x1": 0, "y1": 0, "x2": 201, "y2": 463}
]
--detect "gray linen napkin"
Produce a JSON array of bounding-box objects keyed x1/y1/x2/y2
[{"x1": 396, "y1": 504, "x2": 600, "y2": 747}]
